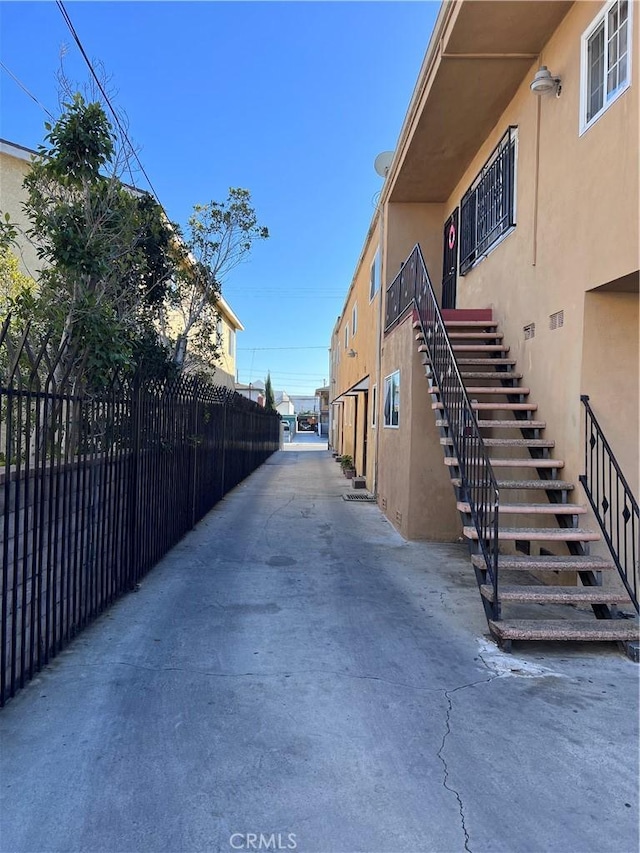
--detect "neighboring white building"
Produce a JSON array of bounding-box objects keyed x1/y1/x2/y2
[
  {"x1": 275, "y1": 391, "x2": 295, "y2": 416},
  {"x1": 235, "y1": 382, "x2": 265, "y2": 405}
]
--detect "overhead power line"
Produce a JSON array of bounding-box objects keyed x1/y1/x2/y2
[
  {"x1": 0, "y1": 61, "x2": 56, "y2": 120},
  {"x1": 237, "y1": 346, "x2": 328, "y2": 351},
  {"x1": 55, "y1": 1, "x2": 168, "y2": 218}
]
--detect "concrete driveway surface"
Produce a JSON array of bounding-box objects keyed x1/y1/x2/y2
[{"x1": 1, "y1": 443, "x2": 638, "y2": 853}]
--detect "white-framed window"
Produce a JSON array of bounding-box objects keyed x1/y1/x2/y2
[
  {"x1": 216, "y1": 318, "x2": 223, "y2": 346},
  {"x1": 369, "y1": 249, "x2": 381, "y2": 301},
  {"x1": 371, "y1": 384, "x2": 377, "y2": 428},
  {"x1": 344, "y1": 323, "x2": 349, "y2": 349},
  {"x1": 383, "y1": 370, "x2": 400, "y2": 428},
  {"x1": 228, "y1": 328, "x2": 235, "y2": 357},
  {"x1": 581, "y1": 0, "x2": 632, "y2": 134},
  {"x1": 352, "y1": 303, "x2": 358, "y2": 336}
]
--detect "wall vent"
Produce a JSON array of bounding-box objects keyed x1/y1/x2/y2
[
  {"x1": 395, "y1": 510, "x2": 403, "y2": 524},
  {"x1": 523, "y1": 322, "x2": 536, "y2": 341},
  {"x1": 549, "y1": 310, "x2": 564, "y2": 330},
  {"x1": 381, "y1": 497, "x2": 387, "y2": 511}
]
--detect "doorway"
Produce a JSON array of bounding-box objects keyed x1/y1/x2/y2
[{"x1": 442, "y1": 208, "x2": 459, "y2": 309}]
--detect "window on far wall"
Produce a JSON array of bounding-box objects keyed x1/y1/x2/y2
[
  {"x1": 383, "y1": 370, "x2": 400, "y2": 428},
  {"x1": 352, "y1": 303, "x2": 358, "y2": 336},
  {"x1": 459, "y1": 126, "x2": 517, "y2": 275},
  {"x1": 369, "y1": 249, "x2": 381, "y2": 301},
  {"x1": 371, "y1": 384, "x2": 377, "y2": 428},
  {"x1": 581, "y1": 0, "x2": 631, "y2": 133},
  {"x1": 344, "y1": 323, "x2": 349, "y2": 349},
  {"x1": 228, "y1": 327, "x2": 235, "y2": 357}
]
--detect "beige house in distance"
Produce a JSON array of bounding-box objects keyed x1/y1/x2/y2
[
  {"x1": 330, "y1": 0, "x2": 639, "y2": 651},
  {"x1": 0, "y1": 139, "x2": 42, "y2": 279},
  {"x1": 0, "y1": 137, "x2": 243, "y2": 389}
]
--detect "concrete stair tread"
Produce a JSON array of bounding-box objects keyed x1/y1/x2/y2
[
  {"x1": 455, "y1": 358, "x2": 518, "y2": 366},
  {"x1": 448, "y1": 332, "x2": 504, "y2": 340},
  {"x1": 463, "y1": 526, "x2": 600, "y2": 541},
  {"x1": 437, "y1": 418, "x2": 547, "y2": 429},
  {"x1": 441, "y1": 437, "x2": 554, "y2": 448},
  {"x1": 444, "y1": 320, "x2": 499, "y2": 328},
  {"x1": 452, "y1": 344, "x2": 510, "y2": 352},
  {"x1": 471, "y1": 554, "x2": 614, "y2": 571},
  {"x1": 445, "y1": 457, "x2": 563, "y2": 468},
  {"x1": 488, "y1": 619, "x2": 639, "y2": 642},
  {"x1": 457, "y1": 501, "x2": 585, "y2": 514},
  {"x1": 477, "y1": 419, "x2": 546, "y2": 428},
  {"x1": 496, "y1": 479, "x2": 574, "y2": 489},
  {"x1": 450, "y1": 478, "x2": 574, "y2": 490},
  {"x1": 459, "y1": 371, "x2": 523, "y2": 380},
  {"x1": 480, "y1": 585, "x2": 632, "y2": 604},
  {"x1": 433, "y1": 402, "x2": 537, "y2": 411},
  {"x1": 430, "y1": 386, "x2": 530, "y2": 396}
]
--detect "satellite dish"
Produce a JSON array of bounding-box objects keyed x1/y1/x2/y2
[{"x1": 374, "y1": 151, "x2": 394, "y2": 178}]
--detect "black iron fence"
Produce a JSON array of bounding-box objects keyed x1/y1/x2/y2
[
  {"x1": 0, "y1": 321, "x2": 280, "y2": 705},
  {"x1": 580, "y1": 395, "x2": 639, "y2": 612},
  {"x1": 384, "y1": 245, "x2": 500, "y2": 619}
]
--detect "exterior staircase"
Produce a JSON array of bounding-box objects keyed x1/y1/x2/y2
[{"x1": 414, "y1": 308, "x2": 639, "y2": 653}]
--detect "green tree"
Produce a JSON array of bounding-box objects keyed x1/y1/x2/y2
[
  {"x1": 264, "y1": 372, "x2": 275, "y2": 412},
  {"x1": 18, "y1": 93, "x2": 176, "y2": 384},
  {"x1": 0, "y1": 248, "x2": 37, "y2": 323},
  {"x1": 167, "y1": 189, "x2": 268, "y2": 372}
]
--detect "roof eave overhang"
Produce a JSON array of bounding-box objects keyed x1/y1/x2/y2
[{"x1": 381, "y1": 1, "x2": 573, "y2": 205}]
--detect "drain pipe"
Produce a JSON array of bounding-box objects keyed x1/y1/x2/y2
[{"x1": 372, "y1": 205, "x2": 385, "y2": 498}]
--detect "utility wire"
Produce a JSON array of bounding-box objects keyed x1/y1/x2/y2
[
  {"x1": 237, "y1": 346, "x2": 328, "y2": 351},
  {"x1": 56, "y1": 1, "x2": 169, "y2": 218},
  {"x1": 0, "y1": 61, "x2": 56, "y2": 120}
]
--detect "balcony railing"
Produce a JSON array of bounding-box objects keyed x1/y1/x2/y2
[
  {"x1": 384, "y1": 245, "x2": 500, "y2": 617},
  {"x1": 580, "y1": 395, "x2": 639, "y2": 612}
]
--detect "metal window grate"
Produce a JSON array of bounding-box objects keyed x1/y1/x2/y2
[
  {"x1": 524, "y1": 322, "x2": 536, "y2": 340},
  {"x1": 549, "y1": 310, "x2": 564, "y2": 330},
  {"x1": 459, "y1": 127, "x2": 517, "y2": 275}
]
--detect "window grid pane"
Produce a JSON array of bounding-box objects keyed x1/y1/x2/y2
[
  {"x1": 587, "y1": 1, "x2": 630, "y2": 125},
  {"x1": 587, "y1": 23, "x2": 605, "y2": 122}
]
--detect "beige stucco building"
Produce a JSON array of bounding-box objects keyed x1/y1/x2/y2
[
  {"x1": 0, "y1": 139, "x2": 43, "y2": 279},
  {"x1": 330, "y1": 0, "x2": 639, "y2": 648},
  {"x1": 0, "y1": 137, "x2": 243, "y2": 388}
]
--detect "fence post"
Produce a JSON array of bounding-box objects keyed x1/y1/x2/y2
[
  {"x1": 127, "y1": 375, "x2": 141, "y2": 589},
  {"x1": 220, "y1": 398, "x2": 228, "y2": 498},
  {"x1": 191, "y1": 388, "x2": 199, "y2": 529}
]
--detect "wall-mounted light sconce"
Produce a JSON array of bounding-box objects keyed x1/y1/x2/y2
[
  {"x1": 530, "y1": 66, "x2": 562, "y2": 97},
  {"x1": 347, "y1": 348, "x2": 357, "y2": 358}
]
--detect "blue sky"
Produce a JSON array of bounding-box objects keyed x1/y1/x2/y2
[{"x1": 0, "y1": 0, "x2": 438, "y2": 394}]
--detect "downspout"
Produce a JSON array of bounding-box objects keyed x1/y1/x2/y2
[
  {"x1": 532, "y1": 90, "x2": 541, "y2": 267},
  {"x1": 372, "y1": 205, "x2": 385, "y2": 497}
]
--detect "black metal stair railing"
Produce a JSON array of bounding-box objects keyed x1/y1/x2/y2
[
  {"x1": 580, "y1": 395, "x2": 639, "y2": 612},
  {"x1": 385, "y1": 244, "x2": 500, "y2": 618}
]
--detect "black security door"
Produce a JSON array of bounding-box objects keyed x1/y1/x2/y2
[{"x1": 442, "y1": 208, "x2": 459, "y2": 309}]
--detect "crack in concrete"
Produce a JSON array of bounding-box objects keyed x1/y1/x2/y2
[
  {"x1": 435, "y1": 674, "x2": 501, "y2": 853},
  {"x1": 62, "y1": 659, "x2": 462, "y2": 693},
  {"x1": 263, "y1": 494, "x2": 296, "y2": 547}
]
